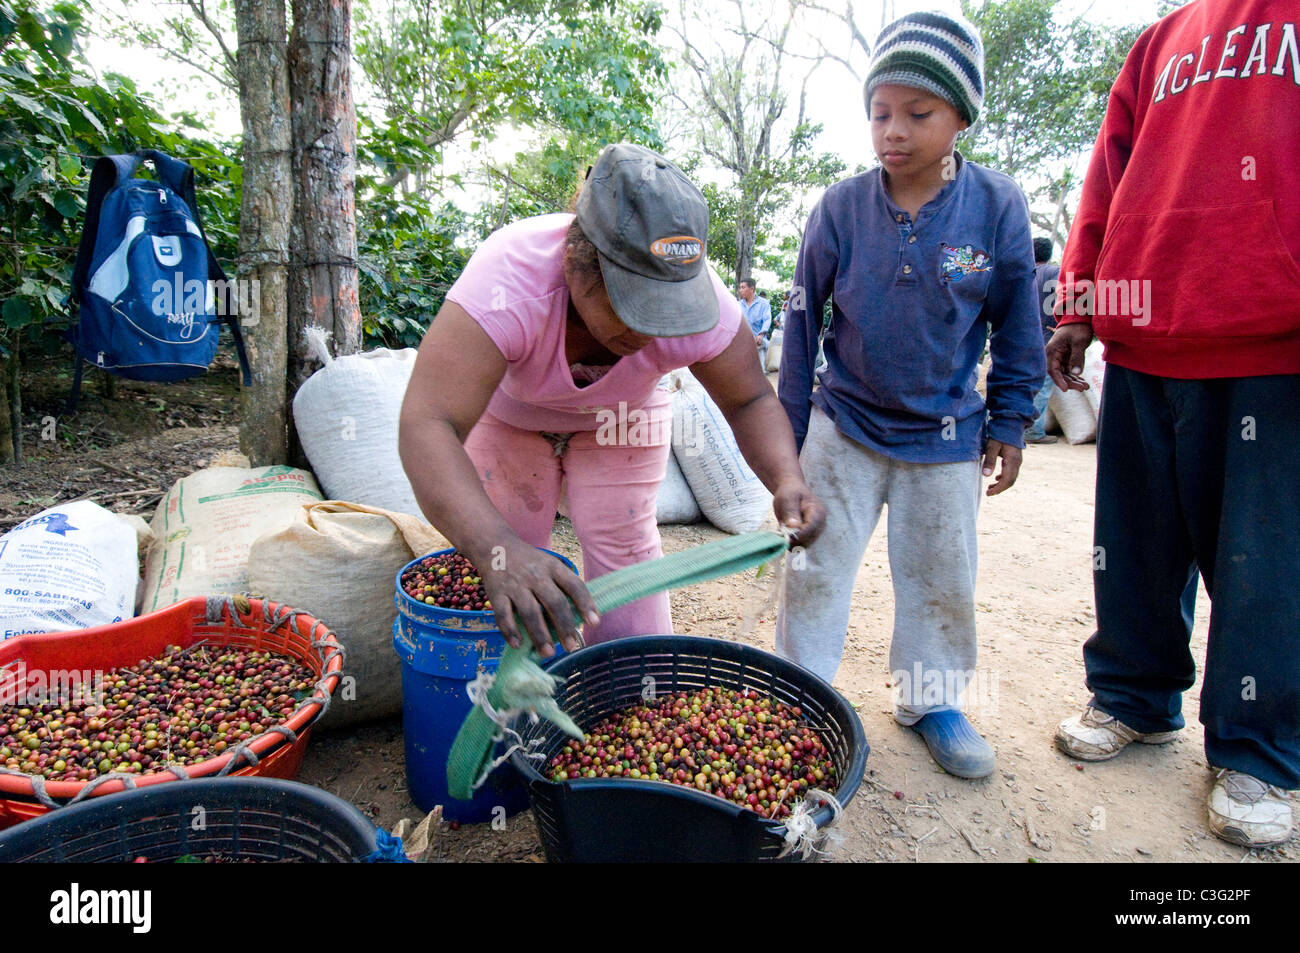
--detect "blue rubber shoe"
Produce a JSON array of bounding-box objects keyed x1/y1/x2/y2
[{"x1": 908, "y1": 711, "x2": 996, "y2": 779}]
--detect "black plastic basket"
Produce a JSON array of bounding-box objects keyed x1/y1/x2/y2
[
  {"x1": 509, "y1": 635, "x2": 869, "y2": 862},
  {"x1": 0, "y1": 778, "x2": 384, "y2": 863}
]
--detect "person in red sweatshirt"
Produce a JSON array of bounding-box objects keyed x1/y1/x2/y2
[{"x1": 1050, "y1": 0, "x2": 1300, "y2": 848}]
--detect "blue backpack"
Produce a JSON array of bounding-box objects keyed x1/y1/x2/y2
[{"x1": 67, "y1": 150, "x2": 251, "y2": 407}]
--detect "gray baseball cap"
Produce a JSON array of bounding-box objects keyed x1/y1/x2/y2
[{"x1": 576, "y1": 143, "x2": 720, "y2": 337}]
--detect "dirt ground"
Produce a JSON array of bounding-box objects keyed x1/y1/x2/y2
[
  {"x1": 297, "y1": 378, "x2": 1296, "y2": 865},
  {"x1": 1, "y1": 357, "x2": 1293, "y2": 863}
]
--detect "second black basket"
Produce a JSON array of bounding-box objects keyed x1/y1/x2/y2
[{"x1": 0, "y1": 777, "x2": 385, "y2": 863}]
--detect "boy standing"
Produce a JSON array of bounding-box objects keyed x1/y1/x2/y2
[{"x1": 777, "y1": 11, "x2": 1044, "y2": 779}]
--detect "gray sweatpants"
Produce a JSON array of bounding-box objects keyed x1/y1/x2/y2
[{"x1": 776, "y1": 407, "x2": 982, "y2": 723}]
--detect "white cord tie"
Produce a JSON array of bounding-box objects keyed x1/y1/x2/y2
[
  {"x1": 465, "y1": 669, "x2": 547, "y2": 792},
  {"x1": 778, "y1": 788, "x2": 843, "y2": 859}
]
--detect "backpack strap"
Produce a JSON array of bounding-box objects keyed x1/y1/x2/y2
[
  {"x1": 65, "y1": 154, "x2": 140, "y2": 415},
  {"x1": 64, "y1": 353, "x2": 85, "y2": 416},
  {"x1": 136, "y1": 149, "x2": 191, "y2": 201},
  {"x1": 221, "y1": 310, "x2": 254, "y2": 388},
  {"x1": 137, "y1": 150, "x2": 253, "y2": 387},
  {"x1": 69, "y1": 154, "x2": 141, "y2": 307}
]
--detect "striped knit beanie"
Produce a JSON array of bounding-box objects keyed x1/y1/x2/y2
[{"x1": 863, "y1": 11, "x2": 984, "y2": 125}]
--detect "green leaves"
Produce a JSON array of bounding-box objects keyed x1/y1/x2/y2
[
  {"x1": 2, "y1": 87, "x2": 48, "y2": 116},
  {"x1": 2, "y1": 298, "x2": 32, "y2": 328},
  {"x1": 357, "y1": 191, "x2": 468, "y2": 350},
  {"x1": 5, "y1": 0, "x2": 83, "y2": 69},
  {"x1": 354, "y1": 0, "x2": 666, "y2": 191},
  {"x1": 0, "y1": 0, "x2": 242, "y2": 371},
  {"x1": 959, "y1": 0, "x2": 1149, "y2": 244},
  {"x1": 10, "y1": 163, "x2": 47, "y2": 202},
  {"x1": 50, "y1": 188, "x2": 77, "y2": 216},
  {"x1": 350, "y1": 0, "x2": 668, "y2": 346}
]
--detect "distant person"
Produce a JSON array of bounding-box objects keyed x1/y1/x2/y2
[
  {"x1": 1051, "y1": 0, "x2": 1300, "y2": 847},
  {"x1": 737, "y1": 277, "x2": 772, "y2": 368},
  {"x1": 1024, "y1": 237, "x2": 1060, "y2": 445},
  {"x1": 777, "y1": 11, "x2": 1044, "y2": 780}
]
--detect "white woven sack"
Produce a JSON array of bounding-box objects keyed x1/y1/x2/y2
[
  {"x1": 1082, "y1": 339, "x2": 1106, "y2": 416},
  {"x1": 292, "y1": 328, "x2": 423, "y2": 517},
  {"x1": 669, "y1": 380, "x2": 771, "y2": 534},
  {"x1": 658, "y1": 451, "x2": 702, "y2": 524},
  {"x1": 1048, "y1": 385, "x2": 1097, "y2": 445},
  {"x1": 765, "y1": 329, "x2": 784, "y2": 372},
  {"x1": 0, "y1": 501, "x2": 140, "y2": 639},
  {"x1": 665, "y1": 367, "x2": 704, "y2": 395}
]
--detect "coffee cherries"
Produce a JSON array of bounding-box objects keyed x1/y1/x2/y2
[
  {"x1": 401, "y1": 552, "x2": 489, "y2": 612},
  {"x1": 548, "y1": 687, "x2": 837, "y2": 819},
  {"x1": 0, "y1": 644, "x2": 315, "y2": 783}
]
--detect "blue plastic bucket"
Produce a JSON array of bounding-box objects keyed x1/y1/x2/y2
[{"x1": 392, "y1": 547, "x2": 577, "y2": 824}]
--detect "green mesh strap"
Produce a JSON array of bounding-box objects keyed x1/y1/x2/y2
[{"x1": 446, "y1": 530, "x2": 789, "y2": 800}]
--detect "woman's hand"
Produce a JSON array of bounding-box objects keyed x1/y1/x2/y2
[
  {"x1": 772, "y1": 479, "x2": 826, "y2": 546},
  {"x1": 693, "y1": 322, "x2": 828, "y2": 546},
  {"x1": 400, "y1": 302, "x2": 600, "y2": 657},
  {"x1": 471, "y1": 538, "x2": 600, "y2": 658}
]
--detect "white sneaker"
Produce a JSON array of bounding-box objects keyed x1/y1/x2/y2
[
  {"x1": 1208, "y1": 769, "x2": 1293, "y2": 848},
  {"x1": 1054, "y1": 706, "x2": 1180, "y2": 761}
]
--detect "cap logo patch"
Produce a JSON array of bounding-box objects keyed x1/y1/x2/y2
[{"x1": 649, "y1": 236, "x2": 703, "y2": 264}]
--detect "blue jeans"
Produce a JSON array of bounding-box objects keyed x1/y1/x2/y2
[
  {"x1": 1025, "y1": 376, "x2": 1054, "y2": 438},
  {"x1": 1084, "y1": 364, "x2": 1300, "y2": 789}
]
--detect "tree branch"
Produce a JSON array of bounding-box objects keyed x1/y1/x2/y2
[
  {"x1": 801, "y1": 0, "x2": 873, "y2": 67},
  {"x1": 185, "y1": 0, "x2": 238, "y2": 80},
  {"x1": 378, "y1": 95, "x2": 477, "y2": 190},
  {"x1": 155, "y1": 41, "x2": 239, "y2": 93}
]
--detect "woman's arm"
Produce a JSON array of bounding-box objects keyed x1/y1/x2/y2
[
  {"x1": 398, "y1": 301, "x2": 597, "y2": 655},
  {"x1": 690, "y1": 324, "x2": 827, "y2": 546}
]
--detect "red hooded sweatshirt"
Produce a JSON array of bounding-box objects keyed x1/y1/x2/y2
[{"x1": 1057, "y1": 0, "x2": 1300, "y2": 378}]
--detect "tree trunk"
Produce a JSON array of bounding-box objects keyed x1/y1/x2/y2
[
  {"x1": 6, "y1": 331, "x2": 21, "y2": 465},
  {"x1": 734, "y1": 212, "x2": 756, "y2": 287},
  {"x1": 287, "y1": 0, "x2": 360, "y2": 462},
  {"x1": 1049, "y1": 181, "x2": 1070, "y2": 252},
  {"x1": 0, "y1": 352, "x2": 12, "y2": 465},
  {"x1": 235, "y1": 0, "x2": 293, "y2": 466}
]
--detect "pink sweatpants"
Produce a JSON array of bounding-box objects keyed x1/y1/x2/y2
[{"x1": 463, "y1": 410, "x2": 672, "y2": 643}]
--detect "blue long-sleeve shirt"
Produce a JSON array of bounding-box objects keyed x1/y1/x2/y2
[
  {"x1": 740, "y1": 296, "x2": 772, "y2": 337},
  {"x1": 778, "y1": 153, "x2": 1045, "y2": 463}
]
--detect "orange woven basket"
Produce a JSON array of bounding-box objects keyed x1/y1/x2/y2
[{"x1": 0, "y1": 595, "x2": 344, "y2": 829}]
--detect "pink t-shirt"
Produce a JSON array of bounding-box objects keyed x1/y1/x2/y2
[{"x1": 445, "y1": 214, "x2": 741, "y2": 432}]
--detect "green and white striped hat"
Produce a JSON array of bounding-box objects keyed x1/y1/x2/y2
[{"x1": 863, "y1": 11, "x2": 984, "y2": 125}]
